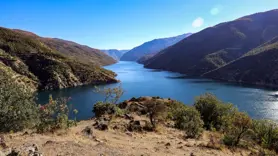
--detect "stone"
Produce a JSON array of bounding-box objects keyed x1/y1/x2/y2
[
  {"x1": 82, "y1": 126, "x2": 94, "y2": 138},
  {"x1": 165, "y1": 142, "x2": 171, "y2": 146}
]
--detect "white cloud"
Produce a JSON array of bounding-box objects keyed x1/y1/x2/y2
[
  {"x1": 210, "y1": 5, "x2": 223, "y2": 15},
  {"x1": 192, "y1": 17, "x2": 204, "y2": 28}
]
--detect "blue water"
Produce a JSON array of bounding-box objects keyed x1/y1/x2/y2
[{"x1": 37, "y1": 61, "x2": 278, "y2": 121}]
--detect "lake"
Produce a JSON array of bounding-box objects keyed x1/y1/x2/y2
[{"x1": 37, "y1": 61, "x2": 278, "y2": 121}]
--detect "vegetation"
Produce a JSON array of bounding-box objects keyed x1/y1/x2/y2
[
  {"x1": 222, "y1": 112, "x2": 252, "y2": 146},
  {"x1": 174, "y1": 107, "x2": 204, "y2": 138},
  {"x1": 0, "y1": 73, "x2": 39, "y2": 132},
  {"x1": 144, "y1": 100, "x2": 168, "y2": 128},
  {"x1": 36, "y1": 96, "x2": 77, "y2": 133},
  {"x1": 194, "y1": 93, "x2": 235, "y2": 130},
  {"x1": 0, "y1": 72, "x2": 77, "y2": 133},
  {"x1": 0, "y1": 27, "x2": 117, "y2": 91}
]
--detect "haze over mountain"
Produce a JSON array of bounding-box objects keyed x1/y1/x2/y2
[
  {"x1": 0, "y1": 27, "x2": 117, "y2": 91},
  {"x1": 121, "y1": 33, "x2": 192, "y2": 61},
  {"x1": 144, "y1": 9, "x2": 278, "y2": 84},
  {"x1": 101, "y1": 49, "x2": 129, "y2": 61}
]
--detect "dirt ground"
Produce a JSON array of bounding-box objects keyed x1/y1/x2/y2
[{"x1": 1, "y1": 119, "x2": 256, "y2": 156}]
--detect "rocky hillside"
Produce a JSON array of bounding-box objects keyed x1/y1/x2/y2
[
  {"x1": 0, "y1": 27, "x2": 117, "y2": 91},
  {"x1": 144, "y1": 10, "x2": 278, "y2": 77},
  {"x1": 101, "y1": 49, "x2": 129, "y2": 61},
  {"x1": 204, "y1": 36, "x2": 278, "y2": 88},
  {"x1": 121, "y1": 33, "x2": 192, "y2": 61},
  {"x1": 13, "y1": 29, "x2": 116, "y2": 66}
]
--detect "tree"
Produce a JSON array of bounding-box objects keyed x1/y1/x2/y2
[
  {"x1": 145, "y1": 100, "x2": 167, "y2": 129},
  {"x1": 223, "y1": 112, "x2": 252, "y2": 146},
  {"x1": 0, "y1": 73, "x2": 39, "y2": 132},
  {"x1": 94, "y1": 85, "x2": 124, "y2": 104},
  {"x1": 194, "y1": 93, "x2": 235, "y2": 130},
  {"x1": 174, "y1": 107, "x2": 204, "y2": 138}
]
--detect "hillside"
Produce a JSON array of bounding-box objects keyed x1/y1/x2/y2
[
  {"x1": 101, "y1": 49, "x2": 129, "y2": 61},
  {"x1": 144, "y1": 9, "x2": 278, "y2": 76},
  {"x1": 13, "y1": 29, "x2": 116, "y2": 66},
  {"x1": 204, "y1": 36, "x2": 278, "y2": 88},
  {"x1": 0, "y1": 27, "x2": 117, "y2": 91},
  {"x1": 121, "y1": 33, "x2": 192, "y2": 61}
]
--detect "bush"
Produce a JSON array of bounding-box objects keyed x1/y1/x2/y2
[
  {"x1": 0, "y1": 73, "x2": 39, "y2": 132},
  {"x1": 174, "y1": 107, "x2": 204, "y2": 138},
  {"x1": 36, "y1": 96, "x2": 76, "y2": 133},
  {"x1": 252, "y1": 120, "x2": 278, "y2": 151},
  {"x1": 145, "y1": 100, "x2": 167, "y2": 128},
  {"x1": 222, "y1": 112, "x2": 252, "y2": 146},
  {"x1": 194, "y1": 93, "x2": 235, "y2": 130},
  {"x1": 93, "y1": 101, "x2": 116, "y2": 117},
  {"x1": 166, "y1": 100, "x2": 188, "y2": 120}
]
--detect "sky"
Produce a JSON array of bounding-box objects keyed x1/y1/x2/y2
[{"x1": 1, "y1": 0, "x2": 278, "y2": 50}]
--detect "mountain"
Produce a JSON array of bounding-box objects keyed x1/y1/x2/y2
[
  {"x1": 144, "y1": 9, "x2": 278, "y2": 77},
  {"x1": 204, "y1": 36, "x2": 278, "y2": 87},
  {"x1": 0, "y1": 27, "x2": 117, "y2": 91},
  {"x1": 120, "y1": 33, "x2": 192, "y2": 61},
  {"x1": 13, "y1": 29, "x2": 116, "y2": 66},
  {"x1": 101, "y1": 49, "x2": 129, "y2": 61}
]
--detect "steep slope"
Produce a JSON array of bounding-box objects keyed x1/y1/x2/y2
[
  {"x1": 204, "y1": 36, "x2": 278, "y2": 87},
  {"x1": 13, "y1": 29, "x2": 116, "y2": 66},
  {"x1": 121, "y1": 33, "x2": 192, "y2": 61},
  {"x1": 0, "y1": 27, "x2": 117, "y2": 90},
  {"x1": 145, "y1": 9, "x2": 278, "y2": 76},
  {"x1": 101, "y1": 49, "x2": 129, "y2": 61}
]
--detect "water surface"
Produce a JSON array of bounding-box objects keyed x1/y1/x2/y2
[{"x1": 37, "y1": 61, "x2": 278, "y2": 121}]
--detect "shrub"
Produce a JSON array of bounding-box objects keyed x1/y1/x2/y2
[
  {"x1": 0, "y1": 73, "x2": 39, "y2": 132},
  {"x1": 94, "y1": 85, "x2": 124, "y2": 104},
  {"x1": 145, "y1": 100, "x2": 167, "y2": 128},
  {"x1": 93, "y1": 102, "x2": 116, "y2": 117},
  {"x1": 36, "y1": 96, "x2": 76, "y2": 133},
  {"x1": 252, "y1": 120, "x2": 278, "y2": 151},
  {"x1": 174, "y1": 107, "x2": 204, "y2": 138},
  {"x1": 222, "y1": 112, "x2": 252, "y2": 146},
  {"x1": 166, "y1": 100, "x2": 188, "y2": 120},
  {"x1": 194, "y1": 93, "x2": 235, "y2": 130}
]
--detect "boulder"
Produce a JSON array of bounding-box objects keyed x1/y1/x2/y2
[{"x1": 82, "y1": 126, "x2": 94, "y2": 138}]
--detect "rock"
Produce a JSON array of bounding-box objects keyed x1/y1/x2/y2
[
  {"x1": 165, "y1": 142, "x2": 171, "y2": 146},
  {"x1": 190, "y1": 153, "x2": 196, "y2": 156},
  {"x1": 128, "y1": 120, "x2": 144, "y2": 132},
  {"x1": 82, "y1": 126, "x2": 94, "y2": 138},
  {"x1": 125, "y1": 132, "x2": 133, "y2": 137},
  {"x1": 94, "y1": 119, "x2": 109, "y2": 131},
  {"x1": 6, "y1": 148, "x2": 20, "y2": 156},
  {"x1": 124, "y1": 114, "x2": 134, "y2": 120}
]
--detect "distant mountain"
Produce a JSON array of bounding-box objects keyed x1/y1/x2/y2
[
  {"x1": 144, "y1": 10, "x2": 278, "y2": 78},
  {"x1": 0, "y1": 27, "x2": 117, "y2": 91},
  {"x1": 120, "y1": 33, "x2": 192, "y2": 61},
  {"x1": 204, "y1": 36, "x2": 278, "y2": 88},
  {"x1": 101, "y1": 49, "x2": 129, "y2": 61}
]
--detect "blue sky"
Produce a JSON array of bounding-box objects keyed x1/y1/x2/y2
[{"x1": 1, "y1": 0, "x2": 278, "y2": 49}]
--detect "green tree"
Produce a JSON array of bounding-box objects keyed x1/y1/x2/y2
[
  {"x1": 174, "y1": 107, "x2": 204, "y2": 138},
  {"x1": 144, "y1": 100, "x2": 167, "y2": 129},
  {"x1": 223, "y1": 112, "x2": 252, "y2": 146},
  {"x1": 194, "y1": 93, "x2": 235, "y2": 130},
  {"x1": 0, "y1": 73, "x2": 39, "y2": 132}
]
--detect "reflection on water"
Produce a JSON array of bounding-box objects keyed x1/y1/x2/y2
[{"x1": 37, "y1": 61, "x2": 278, "y2": 121}]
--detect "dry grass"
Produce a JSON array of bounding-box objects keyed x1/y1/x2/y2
[{"x1": 1, "y1": 118, "x2": 257, "y2": 156}]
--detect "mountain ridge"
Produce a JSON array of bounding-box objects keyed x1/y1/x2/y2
[
  {"x1": 144, "y1": 9, "x2": 278, "y2": 81},
  {"x1": 121, "y1": 33, "x2": 192, "y2": 61}
]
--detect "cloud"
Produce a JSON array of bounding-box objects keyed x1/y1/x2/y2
[
  {"x1": 210, "y1": 5, "x2": 223, "y2": 15},
  {"x1": 192, "y1": 17, "x2": 204, "y2": 28}
]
